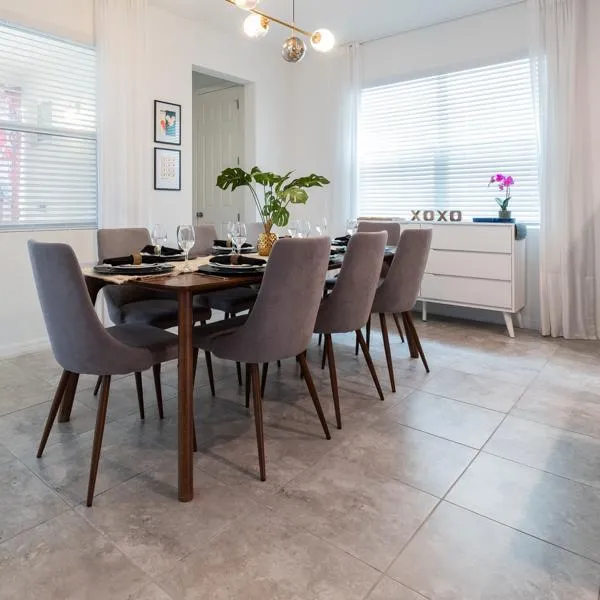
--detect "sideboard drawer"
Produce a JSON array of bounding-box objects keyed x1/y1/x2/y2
[
  {"x1": 431, "y1": 225, "x2": 512, "y2": 254},
  {"x1": 421, "y1": 274, "x2": 512, "y2": 309},
  {"x1": 426, "y1": 250, "x2": 512, "y2": 281}
]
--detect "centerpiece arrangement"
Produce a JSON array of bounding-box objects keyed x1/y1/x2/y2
[
  {"x1": 489, "y1": 173, "x2": 515, "y2": 220},
  {"x1": 216, "y1": 166, "x2": 330, "y2": 255}
]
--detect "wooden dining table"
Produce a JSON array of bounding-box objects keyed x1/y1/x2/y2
[{"x1": 85, "y1": 260, "x2": 265, "y2": 502}]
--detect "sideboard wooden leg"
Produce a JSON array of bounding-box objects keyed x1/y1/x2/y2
[
  {"x1": 515, "y1": 311, "x2": 524, "y2": 329},
  {"x1": 503, "y1": 312, "x2": 515, "y2": 338},
  {"x1": 421, "y1": 302, "x2": 428, "y2": 322}
]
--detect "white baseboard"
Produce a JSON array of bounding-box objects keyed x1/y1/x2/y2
[{"x1": 0, "y1": 337, "x2": 50, "y2": 359}]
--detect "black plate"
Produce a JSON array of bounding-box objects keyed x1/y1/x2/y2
[
  {"x1": 94, "y1": 264, "x2": 175, "y2": 276},
  {"x1": 211, "y1": 246, "x2": 256, "y2": 255},
  {"x1": 140, "y1": 253, "x2": 185, "y2": 262},
  {"x1": 197, "y1": 264, "x2": 264, "y2": 277}
]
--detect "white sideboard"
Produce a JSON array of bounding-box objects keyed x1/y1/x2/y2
[{"x1": 404, "y1": 222, "x2": 526, "y2": 337}]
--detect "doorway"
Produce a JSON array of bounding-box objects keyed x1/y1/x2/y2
[{"x1": 192, "y1": 71, "x2": 245, "y2": 233}]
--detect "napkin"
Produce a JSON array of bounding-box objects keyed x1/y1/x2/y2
[
  {"x1": 209, "y1": 255, "x2": 266, "y2": 266},
  {"x1": 140, "y1": 245, "x2": 182, "y2": 256},
  {"x1": 103, "y1": 254, "x2": 164, "y2": 266},
  {"x1": 213, "y1": 239, "x2": 252, "y2": 248},
  {"x1": 334, "y1": 235, "x2": 351, "y2": 245}
]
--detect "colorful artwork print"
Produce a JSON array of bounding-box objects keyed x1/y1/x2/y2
[{"x1": 154, "y1": 101, "x2": 181, "y2": 145}]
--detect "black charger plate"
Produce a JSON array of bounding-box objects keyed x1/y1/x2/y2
[{"x1": 94, "y1": 264, "x2": 175, "y2": 276}]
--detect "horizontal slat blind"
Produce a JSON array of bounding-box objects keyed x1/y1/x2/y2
[
  {"x1": 359, "y1": 59, "x2": 539, "y2": 223},
  {"x1": 0, "y1": 23, "x2": 96, "y2": 229}
]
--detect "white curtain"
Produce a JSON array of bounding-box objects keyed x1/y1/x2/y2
[
  {"x1": 330, "y1": 42, "x2": 362, "y2": 236},
  {"x1": 95, "y1": 0, "x2": 149, "y2": 228},
  {"x1": 531, "y1": 0, "x2": 600, "y2": 338}
]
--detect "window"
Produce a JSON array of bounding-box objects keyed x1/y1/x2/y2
[
  {"x1": 0, "y1": 23, "x2": 96, "y2": 229},
  {"x1": 358, "y1": 59, "x2": 539, "y2": 223}
]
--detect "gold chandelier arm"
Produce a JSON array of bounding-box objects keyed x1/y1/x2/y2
[{"x1": 224, "y1": 0, "x2": 313, "y2": 38}]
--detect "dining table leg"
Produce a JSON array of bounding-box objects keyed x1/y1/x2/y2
[{"x1": 178, "y1": 289, "x2": 194, "y2": 502}]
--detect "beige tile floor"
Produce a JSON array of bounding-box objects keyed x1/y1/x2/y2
[{"x1": 1, "y1": 316, "x2": 600, "y2": 599}]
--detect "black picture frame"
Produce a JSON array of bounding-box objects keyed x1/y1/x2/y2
[
  {"x1": 154, "y1": 148, "x2": 181, "y2": 191},
  {"x1": 154, "y1": 99, "x2": 182, "y2": 146}
]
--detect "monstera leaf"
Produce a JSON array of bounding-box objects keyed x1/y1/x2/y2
[{"x1": 216, "y1": 168, "x2": 252, "y2": 191}]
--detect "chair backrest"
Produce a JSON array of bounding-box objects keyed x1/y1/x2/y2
[
  {"x1": 28, "y1": 240, "x2": 152, "y2": 375},
  {"x1": 315, "y1": 231, "x2": 387, "y2": 334},
  {"x1": 97, "y1": 228, "x2": 151, "y2": 262},
  {"x1": 372, "y1": 229, "x2": 433, "y2": 314},
  {"x1": 246, "y1": 222, "x2": 265, "y2": 246},
  {"x1": 357, "y1": 221, "x2": 401, "y2": 246},
  {"x1": 210, "y1": 237, "x2": 331, "y2": 363},
  {"x1": 190, "y1": 224, "x2": 218, "y2": 257}
]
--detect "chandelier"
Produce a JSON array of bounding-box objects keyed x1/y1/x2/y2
[{"x1": 225, "y1": 0, "x2": 336, "y2": 63}]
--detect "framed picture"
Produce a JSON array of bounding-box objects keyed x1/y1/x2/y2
[
  {"x1": 154, "y1": 100, "x2": 181, "y2": 145},
  {"x1": 154, "y1": 148, "x2": 181, "y2": 191}
]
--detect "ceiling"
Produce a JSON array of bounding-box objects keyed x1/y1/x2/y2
[{"x1": 151, "y1": 0, "x2": 523, "y2": 44}]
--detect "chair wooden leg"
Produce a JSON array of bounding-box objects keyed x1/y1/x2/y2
[
  {"x1": 245, "y1": 364, "x2": 251, "y2": 409},
  {"x1": 356, "y1": 329, "x2": 385, "y2": 401},
  {"x1": 193, "y1": 422, "x2": 198, "y2": 452},
  {"x1": 236, "y1": 361, "x2": 243, "y2": 386},
  {"x1": 58, "y1": 372, "x2": 79, "y2": 423},
  {"x1": 250, "y1": 364, "x2": 266, "y2": 481},
  {"x1": 401, "y1": 312, "x2": 419, "y2": 359},
  {"x1": 152, "y1": 364, "x2": 164, "y2": 419},
  {"x1": 355, "y1": 331, "x2": 360, "y2": 356},
  {"x1": 297, "y1": 352, "x2": 331, "y2": 440},
  {"x1": 192, "y1": 347, "x2": 199, "y2": 387},
  {"x1": 93, "y1": 376, "x2": 102, "y2": 397},
  {"x1": 404, "y1": 312, "x2": 430, "y2": 373},
  {"x1": 379, "y1": 313, "x2": 396, "y2": 393},
  {"x1": 87, "y1": 375, "x2": 111, "y2": 507},
  {"x1": 135, "y1": 372, "x2": 144, "y2": 420},
  {"x1": 261, "y1": 363, "x2": 269, "y2": 397},
  {"x1": 324, "y1": 334, "x2": 342, "y2": 429},
  {"x1": 392, "y1": 313, "x2": 405, "y2": 343},
  {"x1": 366, "y1": 314, "x2": 372, "y2": 348},
  {"x1": 37, "y1": 370, "x2": 71, "y2": 458},
  {"x1": 318, "y1": 333, "x2": 322, "y2": 346},
  {"x1": 204, "y1": 351, "x2": 216, "y2": 396},
  {"x1": 321, "y1": 341, "x2": 328, "y2": 370},
  {"x1": 277, "y1": 360, "x2": 281, "y2": 369}
]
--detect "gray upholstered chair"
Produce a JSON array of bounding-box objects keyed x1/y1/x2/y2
[
  {"x1": 28, "y1": 240, "x2": 179, "y2": 506},
  {"x1": 357, "y1": 220, "x2": 402, "y2": 246},
  {"x1": 371, "y1": 229, "x2": 433, "y2": 391},
  {"x1": 313, "y1": 232, "x2": 387, "y2": 429},
  {"x1": 190, "y1": 224, "x2": 218, "y2": 258},
  {"x1": 96, "y1": 227, "x2": 215, "y2": 398},
  {"x1": 192, "y1": 237, "x2": 332, "y2": 481}
]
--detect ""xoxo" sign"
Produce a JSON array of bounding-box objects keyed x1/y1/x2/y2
[{"x1": 411, "y1": 210, "x2": 463, "y2": 222}]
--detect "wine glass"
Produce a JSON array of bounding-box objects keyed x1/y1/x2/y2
[
  {"x1": 150, "y1": 224, "x2": 168, "y2": 255},
  {"x1": 287, "y1": 220, "x2": 300, "y2": 238},
  {"x1": 300, "y1": 220, "x2": 312, "y2": 238},
  {"x1": 231, "y1": 222, "x2": 247, "y2": 254},
  {"x1": 346, "y1": 219, "x2": 358, "y2": 236},
  {"x1": 315, "y1": 217, "x2": 328, "y2": 236},
  {"x1": 227, "y1": 221, "x2": 237, "y2": 253},
  {"x1": 177, "y1": 225, "x2": 196, "y2": 272}
]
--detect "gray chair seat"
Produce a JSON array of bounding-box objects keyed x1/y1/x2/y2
[
  {"x1": 118, "y1": 298, "x2": 211, "y2": 329},
  {"x1": 107, "y1": 324, "x2": 178, "y2": 365},
  {"x1": 192, "y1": 315, "x2": 248, "y2": 348},
  {"x1": 201, "y1": 288, "x2": 258, "y2": 315}
]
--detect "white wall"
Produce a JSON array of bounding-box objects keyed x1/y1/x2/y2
[
  {"x1": 291, "y1": 3, "x2": 543, "y2": 330},
  {"x1": 0, "y1": 0, "x2": 292, "y2": 357}
]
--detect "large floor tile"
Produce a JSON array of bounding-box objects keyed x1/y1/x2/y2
[
  {"x1": 0, "y1": 511, "x2": 149, "y2": 600},
  {"x1": 127, "y1": 583, "x2": 174, "y2": 600},
  {"x1": 330, "y1": 417, "x2": 476, "y2": 497},
  {"x1": 268, "y1": 455, "x2": 437, "y2": 571},
  {"x1": 389, "y1": 502, "x2": 600, "y2": 600},
  {"x1": 513, "y1": 380, "x2": 600, "y2": 438},
  {"x1": 78, "y1": 466, "x2": 254, "y2": 578},
  {"x1": 162, "y1": 508, "x2": 380, "y2": 600},
  {"x1": 485, "y1": 415, "x2": 600, "y2": 489},
  {"x1": 387, "y1": 391, "x2": 504, "y2": 448},
  {"x1": 0, "y1": 459, "x2": 68, "y2": 543},
  {"x1": 447, "y1": 453, "x2": 600, "y2": 563},
  {"x1": 366, "y1": 578, "x2": 427, "y2": 600},
  {"x1": 421, "y1": 368, "x2": 525, "y2": 412},
  {"x1": 0, "y1": 375, "x2": 57, "y2": 417}
]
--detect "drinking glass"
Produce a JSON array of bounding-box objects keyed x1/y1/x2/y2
[
  {"x1": 300, "y1": 220, "x2": 312, "y2": 238},
  {"x1": 287, "y1": 220, "x2": 300, "y2": 238},
  {"x1": 346, "y1": 219, "x2": 358, "y2": 236},
  {"x1": 177, "y1": 224, "x2": 196, "y2": 272},
  {"x1": 150, "y1": 224, "x2": 168, "y2": 255},
  {"x1": 227, "y1": 221, "x2": 237, "y2": 253},
  {"x1": 231, "y1": 222, "x2": 247, "y2": 254},
  {"x1": 315, "y1": 217, "x2": 328, "y2": 236}
]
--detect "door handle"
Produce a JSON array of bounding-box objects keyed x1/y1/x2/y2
[{"x1": 196, "y1": 211, "x2": 204, "y2": 218}]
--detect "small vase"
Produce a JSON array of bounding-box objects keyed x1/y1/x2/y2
[
  {"x1": 257, "y1": 232, "x2": 278, "y2": 256},
  {"x1": 498, "y1": 210, "x2": 512, "y2": 220}
]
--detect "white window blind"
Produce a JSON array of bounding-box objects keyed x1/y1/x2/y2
[
  {"x1": 359, "y1": 59, "x2": 539, "y2": 223},
  {"x1": 0, "y1": 23, "x2": 96, "y2": 230}
]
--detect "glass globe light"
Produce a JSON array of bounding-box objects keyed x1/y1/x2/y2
[
  {"x1": 282, "y1": 36, "x2": 306, "y2": 63},
  {"x1": 234, "y1": 0, "x2": 259, "y2": 10},
  {"x1": 243, "y1": 14, "x2": 269, "y2": 39},
  {"x1": 311, "y1": 28, "x2": 335, "y2": 52}
]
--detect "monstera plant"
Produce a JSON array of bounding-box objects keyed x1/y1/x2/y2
[{"x1": 216, "y1": 166, "x2": 330, "y2": 232}]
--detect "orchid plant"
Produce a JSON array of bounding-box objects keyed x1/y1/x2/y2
[{"x1": 488, "y1": 173, "x2": 514, "y2": 211}]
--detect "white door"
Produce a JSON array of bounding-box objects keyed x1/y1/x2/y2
[{"x1": 193, "y1": 85, "x2": 245, "y2": 233}]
